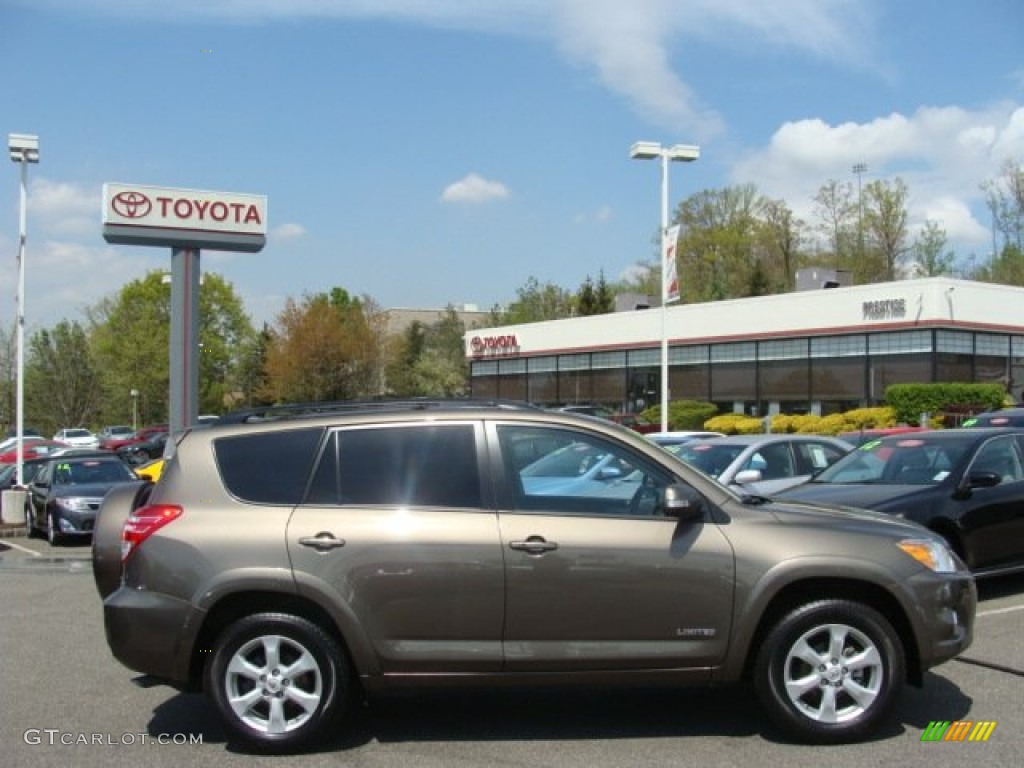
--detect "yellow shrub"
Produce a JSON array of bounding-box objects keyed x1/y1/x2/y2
[
  {"x1": 841, "y1": 407, "x2": 896, "y2": 429},
  {"x1": 704, "y1": 413, "x2": 750, "y2": 434}
]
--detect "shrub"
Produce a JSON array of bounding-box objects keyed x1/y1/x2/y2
[
  {"x1": 642, "y1": 400, "x2": 718, "y2": 431},
  {"x1": 885, "y1": 383, "x2": 1004, "y2": 425}
]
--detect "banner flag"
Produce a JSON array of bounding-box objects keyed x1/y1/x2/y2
[{"x1": 663, "y1": 225, "x2": 681, "y2": 303}]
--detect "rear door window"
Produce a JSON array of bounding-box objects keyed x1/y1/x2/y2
[{"x1": 304, "y1": 424, "x2": 482, "y2": 509}]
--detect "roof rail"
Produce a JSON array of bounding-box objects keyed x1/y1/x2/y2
[{"x1": 216, "y1": 397, "x2": 540, "y2": 425}]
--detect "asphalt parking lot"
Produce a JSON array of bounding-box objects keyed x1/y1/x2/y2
[{"x1": 1, "y1": 535, "x2": 1022, "y2": 768}]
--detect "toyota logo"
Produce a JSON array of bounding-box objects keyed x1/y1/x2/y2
[
  {"x1": 111, "y1": 190, "x2": 152, "y2": 219},
  {"x1": 470, "y1": 336, "x2": 484, "y2": 353}
]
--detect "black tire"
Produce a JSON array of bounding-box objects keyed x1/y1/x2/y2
[
  {"x1": 205, "y1": 613, "x2": 351, "y2": 752},
  {"x1": 754, "y1": 599, "x2": 904, "y2": 744},
  {"x1": 46, "y1": 512, "x2": 63, "y2": 546},
  {"x1": 25, "y1": 503, "x2": 37, "y2": 537}
]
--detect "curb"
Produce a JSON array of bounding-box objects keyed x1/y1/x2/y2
[{"x1": 0, "y1": 524, "x2": 29, "y2": 539}]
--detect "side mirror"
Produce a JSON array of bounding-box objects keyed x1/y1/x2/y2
[
  {"x1": 966, "y1": 471, "x2": 1001, "y2": 489},
  {"x1": 597, "y1": 466, "x2": 624, "y2": 481},
  {"x1": 733, "y1": 469, "x2": 763, "y2": 485},
  {"x1": 663, "y1": 484, "x2": 706, "y2": 521}
]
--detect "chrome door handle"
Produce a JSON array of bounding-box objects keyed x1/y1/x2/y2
[
  {"x1": 509, "y1": 537, "x2": 558, "y2": 554},
  {"x1": 298, "y1": 532, "x2": 347, "y2": 552}
]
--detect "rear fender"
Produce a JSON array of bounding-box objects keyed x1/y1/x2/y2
[{"x1": 93, "y1": 480, "x2": 153, "y2": 600}]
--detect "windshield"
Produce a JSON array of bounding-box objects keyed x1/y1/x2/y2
[
  {"x1": 53, "y1": 460, "x2": 136, "y2": 485},
  {"x1": 811, "y1": 436, "x2": 974, "y2": 485},
  {"x1": 673, "y1": 443, "x2": 745, "y2": 479},
  {"x1": 65, "y1": 429, "x2": 91, "y2": 438}
]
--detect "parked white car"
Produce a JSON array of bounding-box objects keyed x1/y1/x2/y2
[
  {"x1": 672, "y1": 433, "x2": 854, "y2": 496},
  {"x1": 52, "y1": 428, "x2": 101, "y2": 449}
]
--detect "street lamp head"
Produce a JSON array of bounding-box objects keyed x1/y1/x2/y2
[
  {"x1": 666, "y1": 144, "x2": 700, "y2": 162},
  {"x1": 8, "y1": 133, "x2": 39, "y2": 163},
  {"x1": 630, "y1": 141, "x2": 663, "y2": 160}
]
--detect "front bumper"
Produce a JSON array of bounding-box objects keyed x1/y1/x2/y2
[{"x1": 907, "y1": 569, "x2": 976, "y2": 672}]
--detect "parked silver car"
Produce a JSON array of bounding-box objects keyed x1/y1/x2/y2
[
  {"x1": 671, "y1": 433, "x2": 853, "y2": 496},
  {"x1": 93, "y1": 400, "x2": 973, "y2": 751}
]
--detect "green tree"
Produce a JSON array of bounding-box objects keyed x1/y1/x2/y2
[
  {"x1": 0, "y1": 322, "x2": 13, "y2": 431},
  {"x1": 912, "y1": 220, "x2": 955, "y2": 277},
  {"x1": 385, "y1": 307, "x2": 469, "y2": 396},
  {"x1": 90, "y1": 270, "x2": 256, "y2": 424},
  {"x1": 812, "y1": 179, "x2": 856, "y2": 271},
  {"x1": 975, "y1": 244, "x2": 1024, "y2": 287},
  {"x1": 758, "y1": 198, "x2": 806, "y2": 291},
  {"x1": 862, "y1": 177, "x2": 910, "y2": 281},
  {"x1": 25, "y1": 320, "x2": 101, "y2": 435},
  {"x1": 594, "y1": 270, "x2": 615, "y2": 313},
  {"x1": 982, "y1": 158, "x2": 1024, "y2": 253},
  {"x1": 489, "y1": 276, "x2": 574, "y2": 324},
  {"x1": 675, "y1": 184, "x2": 764, "y2": 302}
]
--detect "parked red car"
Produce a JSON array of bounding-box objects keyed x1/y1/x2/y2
[
  {"x1": 0, "y1": 439, "x2": 71, "y2": 465},
  {"x1": 609, "y1": 413, "x2": 660, "y2": 434}
]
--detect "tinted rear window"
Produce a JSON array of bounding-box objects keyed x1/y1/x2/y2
[{"x1": 214, "y1": 427, "x2": 325, "y2": 504}]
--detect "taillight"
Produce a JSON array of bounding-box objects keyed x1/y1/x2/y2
[{"x1": 121, "y1": 504, "x2": 183, "y2": 562}]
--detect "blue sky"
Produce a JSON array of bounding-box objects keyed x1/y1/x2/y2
[{"x1": 1, "y1": 0, "x2": 1022, "y2": 330}]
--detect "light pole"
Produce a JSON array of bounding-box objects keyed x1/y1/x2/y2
[
  {"x1": 630, "y1": 141, "x2": 699, "y2": 432},
  {"x1": 130, "y1": 389, "x2": 140, "y2": 431},
  {"x1": 852, "y1": 162, "x2": 867, "y2": 264},
  {"x1": 8, "y1": 134, "x2": 39, "y2": 487}
]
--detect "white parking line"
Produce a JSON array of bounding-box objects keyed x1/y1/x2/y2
[
  {"x1": 978, "y1": 604, "x2": 1024, "y2": 617},
  {"x1": 1, "y1": 540, "x2": 42, "y2": 557}
]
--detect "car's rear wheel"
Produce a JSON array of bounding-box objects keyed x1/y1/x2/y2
[
  {"x1": 754, "y1": 599, "x2": 904, "y2": 744},
  {"x1": 206, "y1": 613, "x2": 351, "y2": 751}
]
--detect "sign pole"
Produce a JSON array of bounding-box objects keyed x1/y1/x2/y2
[{"x1": 169, "y1": 247, "x2": 201, "y2": 435}]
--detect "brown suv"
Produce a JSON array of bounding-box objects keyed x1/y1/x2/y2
[{"x1": 93, "y1": 400, "x2": 976, "y2": 751}]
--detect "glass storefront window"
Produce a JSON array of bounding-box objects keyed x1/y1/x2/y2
[
  {"x1": 557, "y1": 369, "x2": 592, "y2": 404},
  {"x1": 592, "y1": 368, "x2": 626, "y2": 409},
  {"x1": 528, "y1": 371, "x2": 557, "y2": 405},
  {"x1": 670, "y1": 365, "x2": 710, "y2": 401}
]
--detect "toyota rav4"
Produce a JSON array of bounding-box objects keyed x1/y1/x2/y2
[{"x1": 93, "y1": 400, "x2": 975, "y2": 751}]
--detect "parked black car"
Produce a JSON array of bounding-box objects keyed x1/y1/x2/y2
[
  {"x1": 962, "y1": 407, "x2": 1024, "y2": 428},
  {"x1": 117, "y1": 431, "x2": 169, "y2": 465},
  {"x1": 776, "y1": 428, "x2": 1024, "y2": 577},
  {"x1": 26, "y1": 455, "x2": 138, "y2": 544}
]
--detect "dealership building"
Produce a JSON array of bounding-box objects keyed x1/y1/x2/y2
[{"x1": 464, "y1": 277, "x2": 1024, "y2": 416}]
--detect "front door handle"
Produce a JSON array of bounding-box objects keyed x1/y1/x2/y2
[
  {"x1": 509, "y1": 536, "x2": 558, "y2": 555},
  {"x1": 298, "y1": 532, "x2": 347, "y2": 552}
]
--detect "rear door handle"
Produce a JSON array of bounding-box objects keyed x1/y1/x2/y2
[
  {"x1": 298, "y1": 532, "x2": 347, "y2": 552},
  {"x1": 509, "y1": 536, "x2": 558, "y2": 555}
]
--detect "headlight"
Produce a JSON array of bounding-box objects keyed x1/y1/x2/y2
[
  {"x1": 897, "y1": 538, "x2": 959, "y2": 573},
  {"x1": 56, "y1": 496, "x2": 95, "y2": 512}
]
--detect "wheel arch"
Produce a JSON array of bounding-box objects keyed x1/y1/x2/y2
[
  {"x1": 189, "y1": 590, "x2": 361, "y2": 693},
  {"x1": 739, "y1": 578, "x2": 922, "y2": 686}
]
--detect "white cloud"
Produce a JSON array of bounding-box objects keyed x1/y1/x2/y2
[
  {"x1": 29, "y1": 178, "x2": 101, "y2": 238},
  {"x1": 18, "y1": 0, "x2": 876, "y2": 135},
  {"x1": 0, "y1": 238, "x2": 154, "y2": 329},
  {"x1": 441, "y1": 173, "x2": 510, "y2": 203},
  {"x1": 271, "y1": 222, "x2": 306, "y2": 239},
  {"x1": 574, "y1": 205, "x2": 613, "y2": 224},
  {"x1": 730, "y1": 104, "x2": 1024, "y2": 251}
]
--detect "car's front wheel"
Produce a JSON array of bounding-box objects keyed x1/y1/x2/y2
[
  {"x1": 46, "y1": 512, "x2": 63, "y2": 546},
  {"x1": 206, "y1": 613, "x2": 352, "y2": 751},
  {"x1": 754, "y1": 599, "x2": 904, "y2": 744}
]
